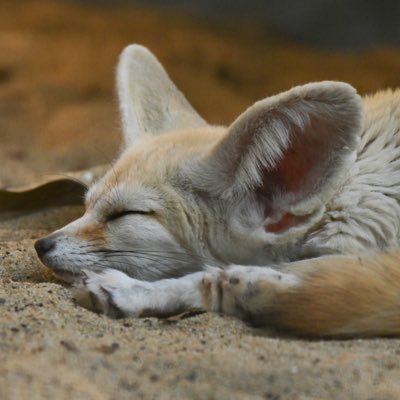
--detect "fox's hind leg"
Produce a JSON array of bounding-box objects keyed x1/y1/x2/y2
[{"x1": 200, "y1": 266, "x2": 300, "y2": 324}]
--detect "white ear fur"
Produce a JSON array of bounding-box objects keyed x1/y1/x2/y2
[
  {"x1": 117, "y1": 45, "x2": 206, "y2": 146},
  {"x1": 191, "y1": 81, "x2": 364, "y2": 231}
]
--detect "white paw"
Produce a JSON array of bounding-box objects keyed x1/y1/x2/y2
[{"x1": 74, "y1": 269, "x2": 152, "y2": 318}]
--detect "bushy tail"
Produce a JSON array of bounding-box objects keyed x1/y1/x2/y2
[{"x1": 262, "y1": 252, "x2": 400, "y2": 338}]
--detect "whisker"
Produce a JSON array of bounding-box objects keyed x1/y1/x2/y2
[
  {"x1": 92, "y1": 259, "x2": 161, "y2": 280},
  {"x1": 99, "y1": 252, "x2": 194, "y2": 266},
  {"x1": 93, "y1": 247, "x2": 201, "y2": 258},
  {"x1": 99, "y1": 249, "x2": 201, "y2": 262},
  {"x1": 78, "y1": 243, "x2": 105, "y2": 250}
]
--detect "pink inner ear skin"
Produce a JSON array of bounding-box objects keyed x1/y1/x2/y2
[
  {"x1": 263, "y1": 118, "x2": 337, "y2": 202},
  {"x1": 279, "y1": 120, "x2": 334, "y2": 193},
  {"x1": 272, "y1": 146, "x2": 316, "y2": 193},
  {"x1": 265, "y1": 212, "x2": 310, "y2": 234}
]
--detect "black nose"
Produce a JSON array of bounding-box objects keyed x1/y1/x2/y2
[{"x1": 34, "y1": 238, "x2": 56, "y2": 259}]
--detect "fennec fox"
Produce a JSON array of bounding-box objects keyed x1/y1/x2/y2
[{"x1": 35, "y1": 45, "x2": 400, "y2": 338}]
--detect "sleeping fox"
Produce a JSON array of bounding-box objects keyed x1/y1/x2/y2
[{"x1": 34, "y1": 45, "x2": 400, "y2": 338}]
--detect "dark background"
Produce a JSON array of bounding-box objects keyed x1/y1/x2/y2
[{"x1": 76, "y1": 0, "x2": 400, "y2": 50}]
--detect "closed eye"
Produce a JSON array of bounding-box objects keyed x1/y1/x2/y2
[{"x1": 106, "y1": 210, "x2": 152, "y2": 222}]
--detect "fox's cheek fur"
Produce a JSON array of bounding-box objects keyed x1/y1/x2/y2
[{"x1": 102, "y1": 216, "x2": 205, "y2": 280}]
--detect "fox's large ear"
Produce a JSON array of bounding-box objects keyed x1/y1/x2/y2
[
  {"x1": 117, "y1": 45, "x2": 206, "y2": 146},
  {"x1": 192, "y1": 82, "x2": 364, "y2": 234}
]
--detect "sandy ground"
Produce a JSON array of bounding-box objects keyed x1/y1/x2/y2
[{"x1": 2, "y1": 1, "x2": 400, "y2": 399}]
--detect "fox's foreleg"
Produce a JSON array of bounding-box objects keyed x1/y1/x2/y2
[
  {"x1": 74, "y1": 269, "x2": 205, "y2": 318},
  {"x1": 74, "y1": 265, "x2": 299, "y2": 319}
]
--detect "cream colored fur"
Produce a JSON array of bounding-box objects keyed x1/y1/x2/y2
[{"x1": 35, "y1": 45, "x2": 400, "y2": 338}]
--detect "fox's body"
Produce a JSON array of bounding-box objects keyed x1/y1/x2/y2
[{"x1": 35, "y1": 45, "x2": 400, "y2": 338}]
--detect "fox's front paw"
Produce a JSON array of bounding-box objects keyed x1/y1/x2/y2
[{"x1": 73, "y1": 269, "x2": 152, "y2": 318}]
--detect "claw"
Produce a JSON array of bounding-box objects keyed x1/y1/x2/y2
[
  {"x1": 100, "y1": 285, "x2": 125, "y2": 319},
  {"x1": 81, "y1": 269, "x2": 92, "y2": 285}
]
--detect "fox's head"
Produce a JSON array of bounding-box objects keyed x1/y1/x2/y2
[{"x1": 35, "y1": 45, "x2": 364, "y2": 282}]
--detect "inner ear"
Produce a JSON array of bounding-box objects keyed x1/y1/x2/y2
[
  {"x1": 192, "y1": 81, "x2": 363, "y2": 234},
  {"x1": 117, "y1": 45, "x2": 206, "y2": 147},
  {"x1": 260, "y1": 112, "x2": 349, "y2": 205}
]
